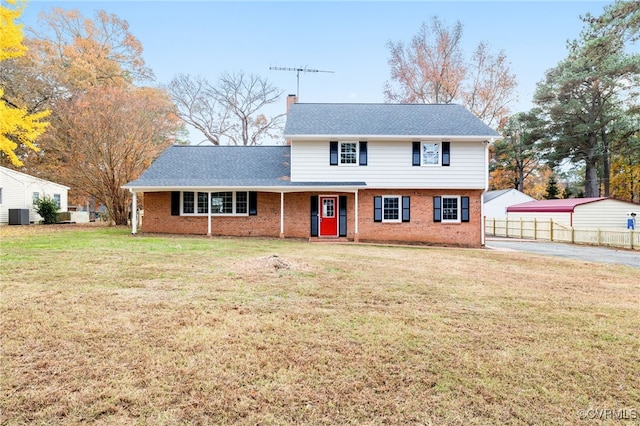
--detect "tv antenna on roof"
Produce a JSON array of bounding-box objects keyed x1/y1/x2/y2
[{"x1": 269, "y1": 66, "x2": 334, "y2": 100}]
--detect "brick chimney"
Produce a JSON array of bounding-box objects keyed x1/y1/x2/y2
[{"x1": 286, "y1": 94, "x2": 297, "y2": 113}]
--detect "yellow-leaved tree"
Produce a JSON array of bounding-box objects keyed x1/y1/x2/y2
[{"x1": 0, "y1": 0, "x2": 49, "y2": 166}]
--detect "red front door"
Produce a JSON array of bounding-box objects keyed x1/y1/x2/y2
[{"x1": 319, "y1": 196, "x2": 338, "y2": 237}]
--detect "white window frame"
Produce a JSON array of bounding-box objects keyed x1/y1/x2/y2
[
  {"x1": 382, "y1": 195, "x2": 401, "y2": 223},
  {"x1": 0, "y1": 187, "x2": 3, "y2": 205},
  {"x1": 32, "y1": 192, "x2": 40, "y2": 206},
  {"x1": 441, "y1": 195, "x2": 461, "y2": 223},
  {"x1": 197, "y1": 192, "x2": 209, "y2": 214},
  {"x1": 422, "y1": 142, "x2": 441, "y2": 166},
  {"x1": 181, "y1": 191, "x2": 249, "y2": 216},
  {"x1": 339, "y1": 141, "x2": 358, "y2": 166},
  {"x1": 53, "y1": 194, "x2": 61, "y2": 208}
]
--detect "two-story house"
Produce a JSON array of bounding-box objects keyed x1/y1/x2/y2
[{"x1": 123, "y1": 102, "x2": 499, "y2": 247}]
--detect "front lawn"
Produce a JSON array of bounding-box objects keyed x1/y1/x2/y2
[{"x1": 1, "y1": 226, "x2": 638, "y2": 425}]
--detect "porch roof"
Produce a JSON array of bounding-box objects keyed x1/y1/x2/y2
[{"x1": 123, "y1": 145, "x2": 366, "y2": 192}]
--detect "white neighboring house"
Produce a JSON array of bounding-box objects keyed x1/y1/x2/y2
[
  {"x1": 483, "y1": 189, "x2": 535, "y2": 219},
  {"x1": 0, "y1": 166, "x2": 69, "y2": 225}
]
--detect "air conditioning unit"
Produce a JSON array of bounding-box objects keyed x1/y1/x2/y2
[{"x1": 8, "y1": 209, "x2": 30, "y2": 225}]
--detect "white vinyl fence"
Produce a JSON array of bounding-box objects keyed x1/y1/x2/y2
[{"x1": 485, "y1": 217, "x2": 639, "y2": 250}]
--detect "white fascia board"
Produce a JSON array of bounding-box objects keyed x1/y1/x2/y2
[
  {"x1": 367, "y1": 185, "x2": 487, "y2": 190},
  {"x1": 0, "y1": 166, "x2": 70, "y2": 190},
  {"x1": 285, "y1": 134, "x2": 494, "y2": 142}
]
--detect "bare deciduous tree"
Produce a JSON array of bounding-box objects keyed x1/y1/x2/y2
[
  {"x1": 385, "y1": 17, "x2": 465, "y2": 104},
  {"x1": 385, "y1": 16, "x2": 517, "y2": 128},
  {"x1": 464, "y1": 42, "x2": 517, "y2": 129},
  {"x1": 167, "y1": 73, "x2": 230, "y2": 145},
  {"x1": 168, "y1": 71, "x2": 284, "y2": 145}
]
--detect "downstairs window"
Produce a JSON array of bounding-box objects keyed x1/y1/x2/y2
[{"x1": 181, "y1": 191, "x2": 250, "y2": 215}]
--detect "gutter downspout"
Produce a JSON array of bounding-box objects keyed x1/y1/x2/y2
[
  {"x1": 482, "y1": 139, "x2": 493, "y2": 246},
  {"x1": 570, "y1": 209, "x2": 573, "y2": 227}
]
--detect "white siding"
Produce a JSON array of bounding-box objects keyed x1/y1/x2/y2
[
  {"x1": 0, "y1": 170, "x2": 26, "y2": 224},
  {"x1": 0, "y1": 167, "x2": 69, "y2": 224},
  {"x1": 573, "y1": 199, "x2": 639, "y2": 229},
  {"x1": 484, "y1": 189, "x2": 535, "y2": 219},
  {"x1": 290, "y1": 140, "x2": 486, "y2": 189}
]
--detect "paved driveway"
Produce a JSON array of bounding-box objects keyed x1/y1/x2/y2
[{"x1": 485, "y1": 237, "x2": 640, "y2": 269}]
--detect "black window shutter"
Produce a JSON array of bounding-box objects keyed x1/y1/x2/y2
[
  {"x1": 171, "y1": 191, "x2": 180, "y2": 216},
  {"x1": 359, "y1": 141, "x2": 368, "y2": 166},
  {"x1": 442, "y1": 142, "x2": 450, "y2": 166},
  {"x1": 461, "y1": 196, "x2": 470, "y2": 222},
  {"x1": 339, "y1": 195, "x2": 347, "y2": 236},
  {"x1": 329, "y1": 141, "x2": 338, "y2": 165},
  {"x1": 249, "y1": 191, "x2": 258, "y2": 216},
  {"x1": 433, "y1": 196, "x2": 442, "y2": 222},
  {"x1": 402, "y1": 196, "x2": 410, "y2": 222},
  {"x1": 374, "y1": 196, "x2": 382, "y2": 222},
  {"x1": 310, "y1": 195, "x2": 319, "y2": 236},
  {"x1": 412, "y1": 142, "x2": 420, "y2": 166}
]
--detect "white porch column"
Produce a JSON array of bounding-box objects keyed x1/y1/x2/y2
[
  {"x1": 280, "y1": 192, "x2": 285, "y2": 238},
  {"x1": 130, "y1": 190, "x2": 137, "y2": 234},
  {"x1": 481, "y1": 191, "x2": 485, "y2": 246},
  {"x1": 207, "y1": 192, "x2": 212, "y2": 236}
]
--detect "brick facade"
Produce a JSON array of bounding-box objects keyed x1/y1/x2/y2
[
  {"x1": 357, "y1": 189, "x2": 483, "y2": 247},
  {"x1": 141, "y1": 189, "x2": 483, "y2": 247}
]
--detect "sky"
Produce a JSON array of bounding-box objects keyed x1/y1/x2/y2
[{"x1": 18, "y1": 0, "x2": 614, "y2": 143}]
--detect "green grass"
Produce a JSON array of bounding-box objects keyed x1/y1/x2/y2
[{"x1": 1, "y1": 225, "x2": 639, "y2": 425}]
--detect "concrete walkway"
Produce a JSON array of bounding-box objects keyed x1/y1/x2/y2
[{"x1": 485, "y1": 237, "x2": 640, "y2": 269}]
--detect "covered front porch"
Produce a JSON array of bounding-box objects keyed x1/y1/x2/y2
[{"x1": 128, "y1": 184, "x2": 365, "y2": 241}]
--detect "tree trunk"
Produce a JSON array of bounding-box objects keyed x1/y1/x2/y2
[
  {"x1": 517, "y1": 166, "x2": 525, "y2": 192},
  {"x1": 584, "y1": 159, "x2": 600, "y2": 198},
  {"x1": 600, "y1": 127, "x2": 610, "y2": 197}
]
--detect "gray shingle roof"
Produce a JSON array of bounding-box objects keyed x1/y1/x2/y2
[
  {"x1": 123, "y1": 145, "x2": 364, "y2": 189},
  {"x1": 483, "y1": 189, "x2": 512, "y2": 203},
  {"x1": 284, "y1": 103, "x2": 500, "y2": 138}
]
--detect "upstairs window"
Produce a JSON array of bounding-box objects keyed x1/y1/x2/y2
[
  {"x1": 340, "y1": 142, "x2": 357, "y2": 164},
  {"x1": 422, "y1": 143, "x2": 440, "y2": 166},
  {"x1": 330, "y1": 141, "x2": 368, "y2": 166},
  {"x1": 413, "y1": 141, "x2": 450, "y2": 166}
]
